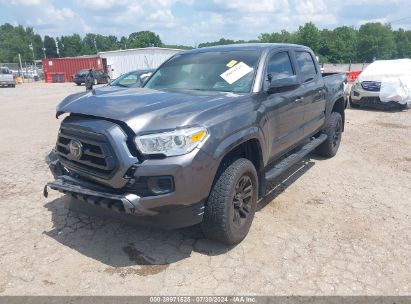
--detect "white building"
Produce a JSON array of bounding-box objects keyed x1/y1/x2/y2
[{"x1": 98, "y1": 47, "x2": 182, "y2": 79}]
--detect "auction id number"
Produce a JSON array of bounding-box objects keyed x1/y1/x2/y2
[{"x1": 150, "y1": 297, "x2": 229, "y2": 303}]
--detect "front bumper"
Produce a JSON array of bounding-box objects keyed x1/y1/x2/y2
[
  {"x1": 44, "y1": 177, "x2": 142, "y2": 215},
  {"x1": 0, "y1": 81, "x2": 15, "y2": 85},
  {"x1": 350, "y1": 87, "x2": 404, "y2": 108},
  {"x1": 351, "y1": 86, "x2": 380, "y2": 103},
  {"x1": 44, "y1": 176, "x2": 205, "y2": 229},
  {"x1": 44, "y1": 146, "x2": 218, "y2": 229}
]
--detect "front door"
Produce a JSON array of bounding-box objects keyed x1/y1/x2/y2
[{"x1": 262, "y1": 50, "x2": 306, "y2": 160}]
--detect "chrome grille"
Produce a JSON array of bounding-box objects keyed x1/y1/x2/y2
[
  {"x1": 361, "y1": 81, "x2": 381, "y2": 92},
  {"x1": 56, "y1": 127, "x2": 117, "y2": 178}
]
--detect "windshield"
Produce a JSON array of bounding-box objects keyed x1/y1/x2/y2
[
  {"x1": 1, "y1": 68, "x2": 11, "y2": 74},
  {"x1": 111, "y1": 71, "x2": 151, "y2": 88},
  {"x1": 144, "y1": 50, "x2": 261, "y2": 93},
  {"x1": 78, "y1": 69, "x2": 89, "y2": 75}
]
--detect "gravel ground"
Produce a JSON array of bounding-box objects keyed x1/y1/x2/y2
[{"x1": 0, "y1": 82, "x2": 410, "y2": 295}]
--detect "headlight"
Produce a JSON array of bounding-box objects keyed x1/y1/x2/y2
[
  {"x1": 135, "y1": 127, "x2": 208, "y2": 156},
  {"x1": 353, "y1": 81, "x2": 360, "y2": 89}
]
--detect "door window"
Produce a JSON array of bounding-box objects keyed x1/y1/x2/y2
[
  {"x1": 266, "y1": 52, "x2": 294, "y2": 81},
  {"x1": 118, "y1": 74, "x2": 138, "y2": 86},
  {"x1": 295, "y1": 51, "x2": 317, "y2": 82}
]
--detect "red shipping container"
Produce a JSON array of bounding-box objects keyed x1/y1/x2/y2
[{"x1": 42, "y1": 56, "x2": 103, "y2": 83}]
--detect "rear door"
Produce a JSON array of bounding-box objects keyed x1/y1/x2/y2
[
  {"x1": 262, "y1": 50, "x2": 306, "y2": 160},
  {"x1": 293, "y1": 50, "x2": 326, "y2": 137}
]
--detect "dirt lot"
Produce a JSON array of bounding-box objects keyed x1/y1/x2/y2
[{"x1": 0, "y1": 82, "x2": 410, "y2": 295}]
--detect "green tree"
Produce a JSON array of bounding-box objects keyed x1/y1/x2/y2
[
  {"x1": 295, "y1": 22, "x2": 321, "y2": 53},
  {"x1": 357, "y1": 22, "x2": 396, "y2": 62},
  {"x1": 59, "y1": 34, "x2": 84, "y2": 57},
  {"x1": 0, "y1": 23, "x2": 38, "y2": 62},
  {"x1": 394, "y1": 28, "x2": 411, "y2": 58},
  {"x1": 119, "y1": 36, "x2": 128, "y2": 49},
  {"x1": 83, "y1": 33, "x2": 119, "y2": 53},
  {"x1": 128, "y1": 31, "x2": 162, "y2": 48},
  {"x1": 32, "y1": 34, "x2": 43, "y2": 59},
  {"x1": 326, "y1": 26, "x2": 358, "y2": 63},
  {"x1": 44, "y1": 35, "x2": 58, "y2": 58},
  {"x1": 317, "y1": 29, "x2": 333, "y2": 62},
  {"x1": 259, "y1": 30, "x2": 295, "y2": 43}
]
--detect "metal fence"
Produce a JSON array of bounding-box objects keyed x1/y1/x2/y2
[
  {"x1": 0, "y1": 62, "x2": 44, "y2": 81},
  {"x1": 320, "y1": 63, "x2": 370, "y2": 72}
]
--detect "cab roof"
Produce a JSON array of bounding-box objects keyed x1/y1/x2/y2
[{"x1": 185, "y1": 43, "x2": 311, "y2": 54}]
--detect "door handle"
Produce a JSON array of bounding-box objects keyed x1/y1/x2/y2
[{"x1": 295, "y1": 97, "x2": 304, "y2": 103}]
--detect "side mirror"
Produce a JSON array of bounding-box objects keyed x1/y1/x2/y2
[
  {"x1": 139, "y1": 72, "x2": 152, "y2": 86},
  {"x1": 268, "y1": 75, "x2": 299, "y2": 93}
]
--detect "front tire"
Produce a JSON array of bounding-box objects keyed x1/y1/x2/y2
[
  {"x1": 202, "y1": 158, "x2": 258, "y2": 245},
  {"x1": 316, "y1": 112, "x2": 343, "y2": 158}
]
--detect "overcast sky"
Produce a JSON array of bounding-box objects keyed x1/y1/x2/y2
[{"x1": 1, "y1": 0, "x2": 410, "y2": 45}]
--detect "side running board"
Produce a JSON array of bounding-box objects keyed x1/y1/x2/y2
[{"x1": 265, "y1": 134, "x2": 327, "y2": 181}]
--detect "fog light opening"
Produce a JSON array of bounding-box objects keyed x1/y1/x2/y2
[{"x1": 147, "y1": 176, "x2": 174, "y2": 195}]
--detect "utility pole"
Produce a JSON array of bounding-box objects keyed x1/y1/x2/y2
[
  {"x1": 18, "y1": 53, "x2": 23, "y2": 77},
  {"x1": 55, "y1": 40, "x2": 60, "y2": 57},
  {"x1": 42, "y1": 45, "x2": 46, "y2": 58},
  {"x1": 28, "y1": 43, "x2": 35, "y2": 61},
  {"x1": 94, "y1": 38, "x2": 98, "y2": 53}
]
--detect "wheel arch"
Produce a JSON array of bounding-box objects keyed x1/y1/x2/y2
[
  {"x1": 212, "y1": 132, "x2": 266, "y2": 198},
  {"x1": 330, "y1": 97, "x2": 345, "y2": 131}
]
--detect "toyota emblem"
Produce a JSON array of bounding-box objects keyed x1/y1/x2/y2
[{"x1": 69, "y1": 140, "x2": 83, "y2": 159}]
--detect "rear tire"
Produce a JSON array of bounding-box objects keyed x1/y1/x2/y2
[
  {"x1": 202, "y1": 158, "x2": 258, "y2": 245},
  {"x1": 316, "y1": 112, "x2": 343, "y2": 158}
]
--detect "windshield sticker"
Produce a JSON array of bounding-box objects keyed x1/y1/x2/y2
[
  {"x1": 226, "y1": 60, "x2": 238, "y2": 68},
  {"x1": 220, "y1": 62, "x2": 253, "y2": 84}
]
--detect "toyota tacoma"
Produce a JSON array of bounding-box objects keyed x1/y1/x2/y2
[{"x1": 44, "y1": 44, "x2": 346, "y2": 245}]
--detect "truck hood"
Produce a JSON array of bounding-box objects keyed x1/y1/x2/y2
[{"x1": 57, "y1": 87, "x2": 247, "y2": 134}]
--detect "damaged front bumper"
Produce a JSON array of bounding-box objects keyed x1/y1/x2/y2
[
  {"x1": 44, "y1": 150, "x2": 145, "y2": 215},
  {"x1": 44, "y1": 177, "x2": 144, "y2": 215},
  {"x1": 43, "y1": 151, "x2": 207, "y2": 229}
]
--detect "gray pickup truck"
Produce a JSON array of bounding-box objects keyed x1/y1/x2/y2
[
  {"x1": 0, "y1": 67, "x2": 16, "y2": 87},
  {"x1": 44, "y1": 43, "x2": 346, "y2": 244}
]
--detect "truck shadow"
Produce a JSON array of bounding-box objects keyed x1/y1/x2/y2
[
  {"x1": 43, "y1": 198, "x2": 231, "y2": 273},
  {"x1": 43, "y1": 157, "x2": 315, "y2": 273}
]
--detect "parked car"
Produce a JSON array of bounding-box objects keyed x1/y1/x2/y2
[
  {"x1": 44, "y1": 43, "x2": 346, "y2": 245},
  {"x1": 350, "y1": 59, "x2": 411, "y2": 109},
  {"x1": 73, "y1": 69, "x2": 110, "y2": 85},
  {"x1": 0, "y1": 67, "x2": 16, "y2": 87},
  {"x1": 109, "y1": 69, "x2": 155, "y2": 88}
]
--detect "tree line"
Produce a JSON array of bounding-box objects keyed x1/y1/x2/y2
[
  {"x1": 200, "y1": 23, "x2": 411, "y2": 63},
  {"x1": 0, "y1": 22, "x2": 410, "y2": 64}
]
